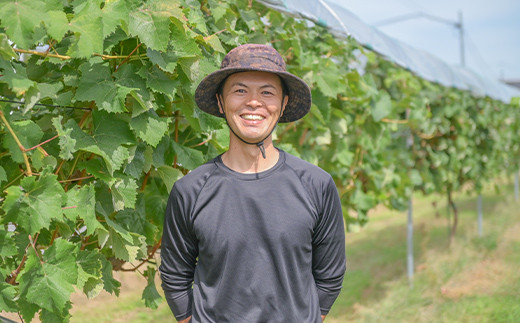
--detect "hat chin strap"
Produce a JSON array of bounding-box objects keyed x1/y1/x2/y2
[{"x1": 218, "y1": 96, "x2": 285, "y2": 159}]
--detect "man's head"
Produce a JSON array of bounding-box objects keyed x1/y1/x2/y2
[
  {"x1": 216, "y1": 70, "x2": 289, "y2": 145},
  {"x1": 195, "y1": 44, "x2": 311, "y2": 123}
]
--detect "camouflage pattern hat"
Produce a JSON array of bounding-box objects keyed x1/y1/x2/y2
[{"x1": 195, "y1": 43, "x2": 312, "y2": 123}]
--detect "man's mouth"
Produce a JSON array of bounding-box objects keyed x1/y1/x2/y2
[{"x1": 241, "y1": 114, "x2": 265, "y2": 121}]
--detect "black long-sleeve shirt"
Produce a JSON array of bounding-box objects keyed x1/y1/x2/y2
[{"x1": 160, "y1": 150, "x2": 346, "y2": 322}]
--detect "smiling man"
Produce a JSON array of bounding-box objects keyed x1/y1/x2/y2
[{"x1": 160, "y1": 44, "x2": 346, "y2": 323}]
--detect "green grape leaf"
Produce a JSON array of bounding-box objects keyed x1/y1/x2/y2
[
  {"x1": 64, "y1": 184, "x2": 101, "y2": 235},
  {"x1": 0, "y1": 33, "x2": 16, "y2": 60},
  {"x1": 115, "y1": 194, "x2": 146, "y2": 233},
  {"x1": 2, "y1": 173, "x2": 65, "y2": 235},
  {"x1": 0, "y1": 229, "x2": 17, "y2": 257},
  {"x1": 146, "y1": 48, "x2": 178, "y2": 74},
  {"x1": 75, "y1": 62, "x2": 132, "y2": 113},
  {"x1": 409, "y1": 169, "x2": 423, "y2": 186},
  {"x1": 44, "y1": 10, "x2": 69, "y2": 42},
  {"x1": 178, "y1": 56, "x2": 199, "y2": 82},
  {"x1": 371, "y1": 91, "x2": 392, "y2": 122},
  {"x1": 130, "y1": 111, "x2": 171, "y2": 147},
  {"x1": 67, "y1": 2, "x2": 103, "y2": 57},
  {"x1": 0, "y1": 59, "x2": 35, "y2": 95},
  {"x1": 60, "y1": 111, "x2": 135, "y2": 175},
  {"x1": 154, "y1": 165, "x2": 182, "y2": 192},
  {"x1": 39, "y1": 302, "x2": 72, "y2": 323},
  {"x1": 101, "y1": 0, "x2": 131, "y2": 38},
  {"x1": 82, "y1": 276, "x2": 104, "y2": 299},
  {"x1": 314, "y1": 66, "x2": 344, "y2": 98},
  {"x1": 52, "y1": 116, "x2": 77, "y2": 160},
  {"x1": 311, "y1": 88, "x2": 331, "y2": 124},
  {"x1": 110, "y1": 176, "x2": 139, "y2": 211},
  {"x1": 100, "y1": 256, "x2": 121, "y2": 296},
  {"x1": 151, "y1": 136, "x2": 175, "y2": 167},
  {"x1": 0, "y1": 282, "x2": 18, "y2": 312},
  {"x1": 0, "y1": 0, "x2": 46, "y2": 48},
  {"x1": 2, "y1": 119, "x2": 44, "y2": 164},
  {"x1": 129, "y1": 0, "x2": 183, "y2": 51},
  {"x1": 18, "y1": 239, "x2": 77, "y2": 313},
  {"x1": 124, "y1": 143, "x2": 150, "y2": 178},
  {"x1": 17, "y1": 298, "x2": 39, "y2": 323},
  {"x1": 171, "y1": 140, "x2": 205, "y2": 170},
  {"x1": 0, "y1": 165, "x2": 6, "y2": 185},
  {"x1": 142, "y1": 65, "x2": 179, "y2": 99},
  {"x1": 79, "y1": 159, "x2": 113, "y2": 183},
  {"x1": 170, "y1": 19, "x2": 202, "y2": 58},
  {"x1": 353, "y1": 187, "x2": 376, "y2": 212},
  {"x1": 76, "y1": 249, "x2": 103, "y2": 291},
  {"x1": 107, "y1": 228, "x2": 142, "y2": 262},
  {"x1": 142, "y1": 267, "x2": 162, "y2": 309},
  {"x1": 203, "y1": 34, "x2": 226, "y2": 54}
]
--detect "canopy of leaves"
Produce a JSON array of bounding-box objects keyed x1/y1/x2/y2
[{"x1": 0, "y1": 0, "x2": 519, "y2": 321}]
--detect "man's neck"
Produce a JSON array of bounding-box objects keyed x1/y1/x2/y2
[{"x1": 221, "y1": 137, "x2": 280, "y2": 174}]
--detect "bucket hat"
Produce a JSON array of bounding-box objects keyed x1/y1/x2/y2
[{"x1": 194, "y1": 43, "x2": 312, "y2": 123}]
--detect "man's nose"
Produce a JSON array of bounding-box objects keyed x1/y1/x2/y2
[{"x1": 246, "y1": 96, "x2": 263, "y2": 108}]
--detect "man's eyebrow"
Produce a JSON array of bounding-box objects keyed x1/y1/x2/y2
[
  {"x1": 229, "y1": 82, "x2": 248, "y2": 88},
  {"x1": 229, "y1": 82, "x2": 278, "y2": 89}
]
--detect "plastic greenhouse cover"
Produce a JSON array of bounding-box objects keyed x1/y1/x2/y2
[{"x1": 258, "y1": 0, "x2": 520, "y2": 103}]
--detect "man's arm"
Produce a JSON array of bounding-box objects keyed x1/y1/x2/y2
[
  {"x1": 312, "y1": 177, "x2": 346, "y2": 316},
  {"x1": 322, "y1": 314, "x2": 326, "y2": 321},
  {"x1": 160, "y1": 185, "x2": 198, "y2": 321},
  {"x1": 178, "y1": 316, "x2": 192, "y2": 323}
]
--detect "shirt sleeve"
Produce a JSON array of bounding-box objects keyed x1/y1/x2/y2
[
  {"x1": 159, "y1": 184, "x2": 198, "y2": 321},
  {"x1": 312, "y1": 176, "x2": 346, "y2": 316}
]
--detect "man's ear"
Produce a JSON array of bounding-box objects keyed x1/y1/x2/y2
[
  {"x1": 216, "y1": 94, "x2": 224, "y2": 114},
  {"x1": 281, "y1": 95, "x2": 289, "y2": 115}
]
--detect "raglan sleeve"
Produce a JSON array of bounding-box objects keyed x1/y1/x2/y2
[
  {"x1": 312, "y1": 176, "x2": 346, "y2": 316},
  {"x1": 159, "y1": 183, "x2": 198, "y2": 321}
]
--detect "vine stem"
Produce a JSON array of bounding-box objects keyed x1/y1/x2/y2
[
  {"x1": 59, "y1": 175, "x2": 93, "y2": 183},
  {"x1": 28, "y1": 234, "x2": 43, "y2": 264},
  {"x1": 24, "y1": 135, "x2": 59, "y2": 152},
  {"x1": 381, "y1": 118, "x2": 408, "y2": 124},
  {"x1": 191, "y1": 137, "x2": 212, "y2": 148},
  {"x1": 173, "y1": 111, "x2": 180, "y2": 167},
  {"x1": 7, "y1": 242, "x2": 31, "y2": 285},
  {"x1": 13, "y1": 48, "x2": 148, "y2": 61},
  {"x1": 115, "y1": 43, "x2": 142, "y2": 72},
  {"x1": 140, "y1": 171, "x2": 151, "y2": 192},
  {"x1": 120, "y1": 239, "x2": 162, "y2": 272},
  {"x1": 49, "y1": 227, "x2": 59, "y2": 245},
  {"x1": 2, "y1": 170, "x2": 24, "y2": 191},
  {"x1": 0, "y1": 110, "x2": 32, "y2": 176},
  {"x1": 203, "y1": 29, "x2": 227, "y2": 41}
]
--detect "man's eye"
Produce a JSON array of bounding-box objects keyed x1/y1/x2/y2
[
  {"x1": 262, "y1": 91, "x2": 274, "y2": 95},
  {"x1": 235, "y1": 89, "x2": 246, "y2": 93}
]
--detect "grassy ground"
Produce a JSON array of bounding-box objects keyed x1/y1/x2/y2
[
  {"x1": 4, "y1": 179, "x2": 519, "y2": 322},
  {"x1": 327, "y1": 179, "x2": 520, "y2": 323}
]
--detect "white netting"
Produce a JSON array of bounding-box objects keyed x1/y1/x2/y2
[{"x1": 258, "y1": 0, "x2": 520, "y2": 103}]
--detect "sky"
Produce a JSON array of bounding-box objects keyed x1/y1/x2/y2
[{"x1": 327, "y1": 0, "x2": 520, "y2": 82}]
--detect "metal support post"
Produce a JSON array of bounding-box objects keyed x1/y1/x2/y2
[
  {"x1": 515, "y1": 172, "x2": 519, "y2": 201},
  {"x1": 407, "y1": 198, "x2": 414, "y2": 288},
  {"x1": 477, "y1": 194, "x2": 483, "y2": 236}
]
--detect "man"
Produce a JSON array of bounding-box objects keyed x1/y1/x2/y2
[{"x1": 160, "y1": 44, "x2": 346, "y2": 322}]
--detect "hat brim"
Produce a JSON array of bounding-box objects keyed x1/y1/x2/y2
[{"x1": 194, "y1": 67, "x2": 312, "y2": 123}]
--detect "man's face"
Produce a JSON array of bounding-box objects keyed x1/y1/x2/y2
[{"x1": 218, "y1": 71, "x2": 288, "y2": 144}]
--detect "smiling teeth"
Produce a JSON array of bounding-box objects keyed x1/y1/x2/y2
[{"x1": 242, "y1": 114, "x2": 264, "y2": 120}]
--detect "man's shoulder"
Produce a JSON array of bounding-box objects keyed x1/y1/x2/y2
[
  {"x1": 283, "y1": 151, "x2": 332, "y2": 182},
  {"x1": 173, "y1": 157, "x2": 219, "y2": 192}
]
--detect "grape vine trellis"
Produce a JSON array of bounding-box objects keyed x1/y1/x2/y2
[{"x1": 0, "y1": 0, "x2": 519, "y2": 321}]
